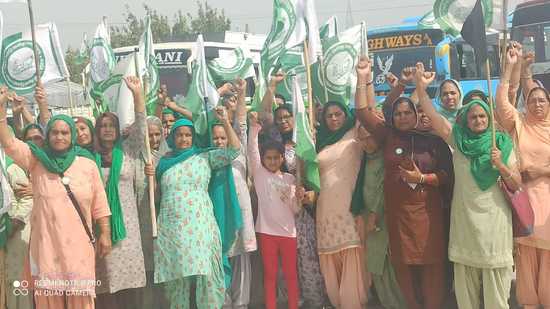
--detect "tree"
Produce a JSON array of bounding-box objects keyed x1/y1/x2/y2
[{"x1": 65, "y1": 1, "x2": 231, "y2": 82}]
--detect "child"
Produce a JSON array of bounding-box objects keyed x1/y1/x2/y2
[{"x1": 248, "y1": 112, "x2": 305, "y2": 309}]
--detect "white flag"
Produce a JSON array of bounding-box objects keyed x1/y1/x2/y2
[
  {"x1": 137, "y1": 15, "x2": 159, "y2": 113},
  {"x1": 90, "y1": 17, "x2": 115, "y2": 85},
  {"x1": 0, "y1": 0, "x2": 26, "y2": 3},
  {"x1": 285, "y1": 0, "x2": 322, "y2": 64},
  {"x1": 0, "y1": 22, "x2": 68, "y2": 94}
]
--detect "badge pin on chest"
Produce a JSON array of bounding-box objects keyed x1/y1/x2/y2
[
  {"x1": 395, "y1": 147, "x2": 404, "y2": 156},
  {"x1": 62, "y1": 176, "x2": 71, "y2": 186}
]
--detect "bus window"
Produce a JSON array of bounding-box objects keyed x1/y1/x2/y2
[
  {"x1": 544, "y1": 25, "x2": 550, "y2": 61},
  {"x1": 456, "y1": 43, "x2": 500, "y2": 80}
]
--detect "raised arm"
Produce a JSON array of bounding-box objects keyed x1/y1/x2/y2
[
  {"x1": 496, "y1": 46, "x2": 521, "y2": 133},
  {"x1": 35, "y1": 82, "x2": 50, "y2": 127},
  {"x1": 154, "y1": 84, "x2": 169, "y2": 119},
  {"x1": 355, "y1": 56, "x2": 388, "y2": 142},
  {"x1": 234, "y1": 78, "x2": 248, "y2": 125},
  {"x1": 520, "y1": 51, "x2": 539, "y2": 100},
  {"x1": 247, "y1": 112, "x2": 263, "y2": 176},
  {"x1": 383, "y1": 67, "x2": 415, "y2": 110},
  {"x1": 414, "y1": 62, "x2": 452, "y2": 143},
  {"x1": 506, "y1": 42, "x2": 522, "y2": 107},
  {"x1": 122, "y1": 76, "x2": 147, "y2": 155},
  {"x1": 214, "y1": 106, "x2": 240, "y2": 150},
  {"x1": 165, "y1": 101, "x2": 192, "y2": 121},
  {"x1": 259, "y1": 71, "x2": 285, "y2": 124}
]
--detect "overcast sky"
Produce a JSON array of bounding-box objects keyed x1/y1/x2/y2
[{"x1": 0, "y1": 0, "x2": 433, "y2": 50}]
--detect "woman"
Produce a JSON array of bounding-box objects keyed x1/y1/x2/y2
[
  {"x1": 95, "y1": 77, "x2": 148, "y2": 308},
  {"x1": 214, "y1": 79, "x2": 257, "y2": 309},
  {"x1": 5, "y1": 124, "x2": 44, "y2": 309},
  {"x1": 411, "y1": 62, "x2": 520, "y2": 309},
  {"x1": 135, "y1": 115, "x2": 169, "y2": 309},
  {"x1": 357, "y1": 60, "x2": 453, "y2": 309},
  {"x1": 152, "y1": 110, "x2": 240, "y2": 308},
  {"x1": 0, "y1": 86, "x2": 112, "y2": 309},
  {"x1": 434, "y1": 79, "x2": 463, "y2": 123},
  {"x1": 261, "y1": 75, "x2": 328, "y2": 308},
  {"x1": 315, "y1": 99, "x2": 369, "y2": 309},
  {"x1": 74, "y1": 117, "x2": 95, "y2": 152},
  {"x1": 497, "y1": 47, "x2": 550, "y2": 309}
]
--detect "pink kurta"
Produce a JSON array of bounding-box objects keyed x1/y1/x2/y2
[
  {"x1": 4, "y1": 137, "x2": 110, "y2": 296},
  {"x1": 497, "y1": 96, "x2": 550, "y2": 249}
]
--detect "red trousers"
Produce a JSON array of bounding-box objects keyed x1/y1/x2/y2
[{"x1": 258, "y1": 233, "x2": 299, "y2": 309}]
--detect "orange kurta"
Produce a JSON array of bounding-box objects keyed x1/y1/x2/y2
[{"x1": 4, "y1": 137, "x2": 110, "y2": 298}]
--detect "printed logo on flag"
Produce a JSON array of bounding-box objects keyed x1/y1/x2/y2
[
  {"x1": 209, "y1": 48, "x2": 247, "y2": 76},
  {"x1": 90, "y1": 38, "x2": 115, "y2": 84},
  {"x1": 1, "y1": 40, "x2": 45, "y2": 93},
  {"x1": 322, "y1": 42, "x2": 358, "y2": 95},
  {"x1": 264, "y1": 0, "x2": 297, "y2": 63}
]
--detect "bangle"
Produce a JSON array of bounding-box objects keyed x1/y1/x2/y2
[
  {"x1": 520, "y1": 75, "x2": 532, "y2": 80},
  {"x1": 0, "y1": 118, "x2": 6, "y2": 123},
  {"x1": 398, "y1": 80, "x2": 408, "y2": 87},
  {"x1": 365, "y1": 80, "x2": 373, "y2": 86},
  {"x1": 356, "y1": 84, "x2": 367, "y2": 90},
  {"x1": 419, "y1": 174, "x2": 425, "y2": 184},
  {"x1": 502, "y1": 172, "x2": 513, "y2": 179}
]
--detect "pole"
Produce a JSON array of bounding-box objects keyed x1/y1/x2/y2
[
  {"x1": 66, "y1": 78, "x2": 75, "y2": 116},
  {"x1": 485, "y1": 59, "x2": 496, "y2": 147},
  {"x1": 27, "y1": 0, "x2": 41, "y2": 85},
  {"x1": 134, "y1": 48, "x2": 158, "y2": 238},
  {"x1": 303, "y1": 40, "x2": 315, "y2": 129}
]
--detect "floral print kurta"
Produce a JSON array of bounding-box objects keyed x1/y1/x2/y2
[
  {"x1": 96, "y1": 112, "x2": 147, "y2": 294},
  {"x1": 154, "y1": 148, "x2": 239, "y2": 308}
]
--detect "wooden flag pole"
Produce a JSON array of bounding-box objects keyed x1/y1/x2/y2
[
  {"x1": 26, "y1": 0, "x2": 41, "y2": 85},
  {"x1": 134, "y1": 48, "x2": 158, "y2": 238},
  {"x1": 485, "y1": 59, "x2": 496, "y2": 147},
  {"x1": 303, "y1": 40, "x2": 315, "y2": 130}
]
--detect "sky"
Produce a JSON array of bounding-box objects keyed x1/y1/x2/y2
[{"x1": 0, "y1": 0, "x2": 434, "y2": 50}]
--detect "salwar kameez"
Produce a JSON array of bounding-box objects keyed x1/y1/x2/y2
[{"x1": 154, "y1": 149, "x2": 239, "y2": 309}]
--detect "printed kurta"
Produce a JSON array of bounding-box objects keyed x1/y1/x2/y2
[
  {"x1": 96, "y1": 112, "x2": 147, "y2": 294},
  {"x1": 3, "y1": 137, "x2": 111, "y2": 297},
  {"x1": 154, "y1": 149, "x2": 239, "y2": 308}
]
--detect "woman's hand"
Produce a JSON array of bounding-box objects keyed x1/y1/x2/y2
[
  {"x1": 366, "y1": 212, "x2": 378, "y2": 234},
  {"x1": 97, "y1": 232, "x2": 112, "y2": 258},
  {"x1": 248, "y1": 111, "x2": 260, "y2": 126},
  {"x1": 399, "y1": 67, "x2": 415, "y2": 85},
  {"x1": 414, "y1": 62, "x2": 436, "y2": 90},
  {"x1": 214, "y1": 106, "x2": 229, "y2": 124},
  {"x1": 491, "y1": 147, "x2": 505, "y2": 170},
  {"x1": 269, "y1": 71, "x2": 285, "y2": 89},
  {"x1": 34, "y1": 82, "x2": 48, "y2": 106},
  {"x1": 124, "y1": 76, "x2": 143, "y2": 96},
  {"x1": 506, "y1": 45, "x2": 520, "y2": 66},
  {"x1": 295, "y1": 185, "x2": 306, "y2": 203},
  {"x1": 14, "y1": 182, "x2": 33, "y2": 199},
  {"x1": 144, "y1": 162, "x2": 155, "y2": 177},
  {"x1": 234, "y1": 78, "x2": 247, "y2": 95},
  {"x1": 0, "y1": 86, "x2": 12, "y2": 113},
  {"x1": 398, "y1": 160, "x2": 423, "y2": 184},
  {"x1": 355, "y1": 55, "x2": 372, "y2": 81}
]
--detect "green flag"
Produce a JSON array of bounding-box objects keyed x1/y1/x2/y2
[
  {"x1": 90, "y1": 17, "x2": 115, "y2": 86},
  {"x1": 274, "y1": 45, "x2": 308, "y2": 103},
  {"x1": 208, "y1": 46, "x2": 255, "y2": 84},
  {"x1": 433, "y1": 0, "x2": 506, "y2": 36},
  {"x1": 138, "y1": 16, "x2": 160, "y2": 115},
  {"x1": 312, "y1": 22, "x2": 365, "y2": 106},
  {"x1": 181, "y1": 34, "x2": 220, "y2": 136},
  {"x1": 0, "y1": 22, "x2": 69, "y2": 94},
  {"x1": 319, "y1": 16, "x2": 338, "y2": 39},
  {"x1": 291, "y1": 76, "x2": 320, "y2": 192},
  {"x1": 75, "y1": 32, "x2": 89, "y2": 65}
]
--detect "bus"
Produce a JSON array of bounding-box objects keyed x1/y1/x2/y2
[
  {"x1": 367, "y1": 20, "x2": 502, "y2": 100},
  {"x1": 511, "y1": 0, "x2": 550, "y2": 89},
  {"x1": 113, "y1": 32, "x2": 265, "y2": 99}
]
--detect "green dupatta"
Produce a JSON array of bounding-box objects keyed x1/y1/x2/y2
[{"x1": 452, "y1": 100, "x2": 514, "y2": 191}]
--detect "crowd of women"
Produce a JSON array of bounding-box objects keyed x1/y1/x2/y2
[{"x1": 0, "y1": 41, "x2": 548, "y2": 309}]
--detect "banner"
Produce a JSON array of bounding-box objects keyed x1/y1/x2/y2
[
  {"x1": 0, "y1": 22, "x2": 68, "y2": 94},
  {"x1": 208, "y1": 46, "x2": 255, "y2": 84},
  {"x1": 90, "y1": 18, "x2": 115, "y2": 85},
  {"x1": 433, "y1": 0, "x2": 506, "y2": 36},
  {"x1": 138, "y1": 16, "x2": 160, "y2": 115}
]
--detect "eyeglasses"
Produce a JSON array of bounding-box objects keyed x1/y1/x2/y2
[{"x1": 275, "y1": 115, "x2": 293, "y2": 124}]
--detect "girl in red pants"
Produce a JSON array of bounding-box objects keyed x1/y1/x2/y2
[{"x1": 248, "y1": 115, "x2": 308, "y2": 309}]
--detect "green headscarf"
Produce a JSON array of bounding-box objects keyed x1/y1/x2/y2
[
  {"x1": 28, "y1": 114, "x2": 95, "y2": 174},
  {"x1": 21, "y1": 123, "x2": 43, "y2": 140},
  {"x1": 316, "y1": 101, "x2": 366, "y2": 216},
  {"x1": 74, "y1": 117, "x2": 95, "y2": 152},
  {"x1": 95, "y1": 112, "x2": 126, "y2": 244},
  {"x1": 161, "y1": 107, "x2": 184, "y2": 120},
  {"x1": 452, "y1": 100, "x2": 514, "y2": 191},
  {"x1": 435, "y1": 79, "x2": 463, "y2": 124}
]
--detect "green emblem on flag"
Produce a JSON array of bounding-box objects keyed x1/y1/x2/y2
[
  {"x1": 433, "y1": 0, "x2": 493, "y2": 36},
  {"x1": 1, "y1": 40, "x2": 46, "y2": 93},
  {"x1": 90, "y1": 37, "x2": 115, "y2": 84},
  {"x1": 321, "y1": 42, "x2": 357, "y2": 96}
]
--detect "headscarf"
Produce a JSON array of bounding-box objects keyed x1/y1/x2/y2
[
  {"x1": 463, "y1": 89, "x2": 488, "y2": 105},
  {"x1": 161, "y1": 107, "x2": 183, "y2": 120},
  {"x1": 28, "y1": 115, "x2": 95, "y2": 174},
  {"x1": 316, "y1": 101, "x2": 356, "y2": 152},
  {"x1": 145, "y1": 116, "x2": 169, "y2": 163},
  {"x1": 21, "y1": 123, "x2": 43, "y2": 140},
  {"x1": 524, "y1": 87, "x2": 550, "y2": 145},
  {"x1": 435, "y1": 79, "x2": 463, "y2": 123},
  {"x1": 452, "y1": 100, "x2": 514, "y2": 191},
  {"x1": 73, "y1": 116, "x2": 95, "y2": 152},
  {"x1": 315, "y1": 101, "x2": 366, "y2": 215},
  {"x1": 95, "y1": 112, "x2": 126, "y2": 244}
]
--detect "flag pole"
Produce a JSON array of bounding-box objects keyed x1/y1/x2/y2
[
  {"x1": 303, "y1": 40, "x2": 315, "y2": 130},
  {"x1": 485, "y1": 59, "x2": 496, "y2": 147},
  {"x1": 26, "y1": 0, "x2": 41, "y2": 85},
  {"x1": 66, "y1": 78, "x2": 75, "y2": 116},
  {"x1": 135, "y1": 47, "x2": 158, "y2": 238}
]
